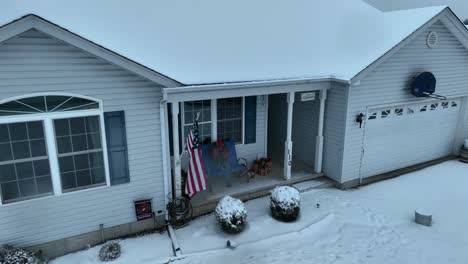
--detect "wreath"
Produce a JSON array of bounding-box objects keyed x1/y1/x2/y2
[{"x1": 209, "y1": 139, "x2": 229, "y2": 168}]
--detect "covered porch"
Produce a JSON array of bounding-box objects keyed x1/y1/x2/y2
[{"x1": 161, "y1": 78, "x2": 334, "y2": 206}]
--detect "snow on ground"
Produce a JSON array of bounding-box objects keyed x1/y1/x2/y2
[
  {"x1": 50, "y1": 232, "x2": 173, "y2": 264},
  {"x1": 174, "y1": 160, "x2": 468, "y2": 264},
  {"x1": 50, "y1": 160, "x2": 468, "y2": 263}
]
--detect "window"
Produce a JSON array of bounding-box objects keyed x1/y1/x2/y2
[
  {"x1": 430, "y1": 103, "x2": 438, "y2": 111},
  {"x1": 181, "y1": 97, "x2": 246, "y2": 146},
  {"x1": 217, "y1": 97, "x2": 243, "y2": 143},
  {"x1": 368, "y1": 112, "x2": 377, "y2": 120},
  {"x1": 420, "y1": 105, "x2": 428, "y2": 112},
  {"x1": 183, "y1": 100, "x2": 212, "y2": 143},
  {"x1": 0, "y1": 121, "x2": 52, "y2": 203},
  {"x1": 451, "y1": 101, "x2": 458, "y2": 108},
  {"x1": 442, "y1": 102, "x2": 449, "y2": 109},
  {"x1": 394, "y1": 108, "x2": 403, "y2": 116},
  {"x1": 0, "y1": 94, "x2": 108, "y2": 204},
  {"x1": 381, "y1": 110, "x2": 391, "y2": 118},
  {"x1": 54, "y1": 116, "x2": 105, "y2": 192}
]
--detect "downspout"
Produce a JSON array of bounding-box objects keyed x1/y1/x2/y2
[{"x1": 160, "y1": 92, "x2": 170, "y2": 221}]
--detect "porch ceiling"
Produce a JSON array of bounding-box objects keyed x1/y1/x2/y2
[{"x1": 162, "y1": 77, "x2": 346, "y2": 103}]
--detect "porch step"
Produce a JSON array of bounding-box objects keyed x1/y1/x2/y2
[
  {"x1": 292, "y1": 177, "x2": 334, "y2": 193},
  {"x1": 191, "y1": 175, "x2": 332, "y2": 217}
]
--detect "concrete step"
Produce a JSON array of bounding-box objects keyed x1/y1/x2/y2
[{"x1": 292, "y1": 177, "x2": 334, "y2": 193}]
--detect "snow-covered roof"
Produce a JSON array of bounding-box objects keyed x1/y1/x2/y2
[{"x1": 0, "y1": 1, "x2": 446, "y2": 85}]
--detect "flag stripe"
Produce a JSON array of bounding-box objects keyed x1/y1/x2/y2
[{"x1": 184, "y1": 122, "x2": 208, "y2": 198}]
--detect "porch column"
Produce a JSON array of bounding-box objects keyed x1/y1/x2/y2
[
  {"x1": 284, "y1": 92, "x2": 295, "y2": 180},
  {"x1": 314, "y1": 89, "x2": 327, "y2": 173},
  {"x1": 171, "y1": 102, "x2": 182, "y2": 198}
]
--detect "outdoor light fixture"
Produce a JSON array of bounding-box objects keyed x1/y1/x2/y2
[{"x1": 356, "y1": 113, "x2": 365, "y2": 128}]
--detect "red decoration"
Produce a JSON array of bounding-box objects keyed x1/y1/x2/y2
[
  {"x1": 134, "y1": 199, "x2": 153, "y2": 221},
  {"x1": 251, "y1": 158, "x2": 273, "y2": 176}
]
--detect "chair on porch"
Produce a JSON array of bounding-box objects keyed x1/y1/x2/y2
[{"x1": 201, "y1": 140, "x2": 249, "y2": 192}]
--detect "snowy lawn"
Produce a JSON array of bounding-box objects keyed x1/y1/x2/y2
[
  {"x1": 173, "y1": 160, "x2": 468, "y2": 264},
  {"x1": 51, "y1": 231, "x2": 174, "y2": 264}
]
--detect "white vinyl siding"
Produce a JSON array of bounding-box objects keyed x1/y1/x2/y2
[
  {"x1": 0, "y1": 29, "x2": 166, "y2": 246},
  {"x1": 341, "y1": 21, "x2": 468, "y2": 183},
  {"x1": 322, "y1": 83, "x2": 349, "y2": 182}
]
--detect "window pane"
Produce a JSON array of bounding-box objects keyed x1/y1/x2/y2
[
  {"x1": 59, "y1": 156, "x2": 75, "y2": 173},
  {"x1": 76, "y1": 170, "x2": 92, "y2": 187},
  {"x1": 33, "y1": 159, "x2": 50, "y2": 176},
  {"x1": 89, "y1": 152, "x2": 104, "y2": 168},
  {"x1": 0, "y1": 101, "x2": 36, "y2": 114},
  {"x1": 55, "y1": 97, "x2": 98, "y2": 112},
  {"x1": 70, "y1": 117, "x2": 86, "y2": 135},
  {"x1": 18, "y1": 96, "x2": 46, "y2": 112},
  {"x1": 9, "y1": 122, "x2": 28, "y2": 141},
  {"x1": 46, "y1": 96, "x2": 71, "y2": 111},
  {"x1": 12, "y1": 141, "x2": 31, "y2": 159},
  {"x1": 74, "y1": 154, "x2": 89, "y2": 170},
  {"x1": 19, "y1": 179, "x2": 37, "y2": 197},
  {"x1": 56, "y1": 136, "x2": 72, "y2": 154},
  {"x1": 27, "y1": 121, "x2": 44, "y2": 139},
  {"x1": 1, "y1": 182, "x2": 19, "y2": 201},
  {"x1": 71, "y1": 135, "x2": 87, "y2": 152},
  {"x1": 91, "y1": 167, "x2": 105, "y2": 184},
  {"x1": 61, "y1": 172, "x2": 76, "y2": 190},
  {"x1": 87, "y1": 133, "x2": 102, "y2": 149},
  {"x1": 0, "y1": 164, "x2": 15, "y2": 182},
  {"x1": 0, "y1": 143, "x2": 12, "y2": 162},
  {"x1": 54, "y1": 119, "x2": 70, "y2": 137},
  {"x1": 16, "y1": 161, "x2": 34, "y2": 180},
  {"x1": 36, "y1": 176, "x2": 53, "y2": 194},
  {"x1": 30, "y1": 139, "x2": 47, "y2": 157},
  {"x1": 85, "y1": 116, "x2": 100, "y2": 133},
  {"x1": 0, "y1": 124, "x2": 9, "y2": 143}
]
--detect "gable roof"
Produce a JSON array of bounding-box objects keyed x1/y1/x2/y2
[{"x1": 0, "y1": 1, "x2": 450, "y2": 85}]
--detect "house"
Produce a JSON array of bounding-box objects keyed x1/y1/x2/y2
[{"x1": 1, "y1": 0, "x2": 468, "y2": 259}]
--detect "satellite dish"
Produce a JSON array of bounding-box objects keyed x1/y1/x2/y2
[{"x1": 411, "y1": 72, "x2": 436, "y2": 97}]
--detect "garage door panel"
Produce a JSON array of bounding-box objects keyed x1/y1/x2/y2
[{"x1": 362, "y1": 99, "x2": 460, "y2": 177}]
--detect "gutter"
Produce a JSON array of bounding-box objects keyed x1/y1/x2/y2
[{"x1": 162, "y1": 76, "x2": 351, "y2": 97}]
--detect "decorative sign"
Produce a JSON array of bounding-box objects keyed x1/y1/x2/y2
[
  {"x1": 134, "y1": 199, "x2": 153, "y2": 221},
  {"x1": 301, "y1": 92, "x2": 316, "y2": 102}
]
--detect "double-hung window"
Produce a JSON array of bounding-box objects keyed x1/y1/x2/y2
[
  {"x1": 0, "y1": 94, "x2": 109, "y2": 204},
  {"x1": 182, "y1": 100, "x2": 212, "y2": 144},
  {"x1": 217, "y1": 97, "x2": 243, "y2": 144},
  {"x1": 181, "y1": 97, "x2": 245, "y2": 145}
]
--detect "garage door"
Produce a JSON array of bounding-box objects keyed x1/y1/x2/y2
[{"x1": 362, "y1": 99, "x2": 461, "y2": 177}]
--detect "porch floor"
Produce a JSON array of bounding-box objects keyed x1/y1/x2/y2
[{"x1": 190, "y1": 161, "x2": 324, "y2": 210}]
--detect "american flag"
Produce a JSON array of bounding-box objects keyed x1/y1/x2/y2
[{"x1": 184, "y1": 121, "x2": 208, "y2": 198}]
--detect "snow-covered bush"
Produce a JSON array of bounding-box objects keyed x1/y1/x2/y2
[
  {"x1": 215, "y1": 196, "x2": 247, "y2": 233},
  {"x1": 98, "y1": 241, "x2": 121, "y2": 262},
  {"x1": 0, "y1": 245, "x2": 42, "y2": 264},
  {"x1": 270, "y1": 186, "x2": 301, "y2": 222}
]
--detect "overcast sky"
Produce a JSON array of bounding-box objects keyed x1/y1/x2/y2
[{"x1": 365, "y1": 0, "x2": 468, "y2": 20}]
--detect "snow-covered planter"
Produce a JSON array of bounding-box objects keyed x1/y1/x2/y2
[
  {"x1": 98, "y1": 241, "x2": 121, "y2": 262},
  {"x1": 270, "y1": 186, "x2": 301, "y2": 222},
  {"x1": 215, "y1": 196, "x2": 247, "y2": 233},
  {"x1": 0, "y1": 245, "x2": 42, "y2": 264}
]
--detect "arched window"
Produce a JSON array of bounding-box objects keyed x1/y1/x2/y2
[{"x1": 0, "y1": 94, "x2": 109, "y2": 204}]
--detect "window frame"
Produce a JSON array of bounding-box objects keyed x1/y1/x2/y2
[
  {"x1": 216, "y1": 97, "x2": 245, "y2": 145},
  {"x1": 180, "y1": 97, "x2": 246, "y2": 146},
  {"x1": 181, "y1": 100, "x2": 213, "y2": 144},
  {"x1": 0, "y1": 93, "x2": 110, "y2": 205}
]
